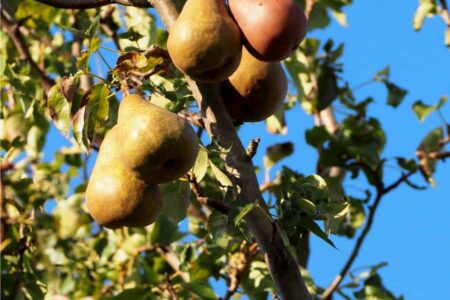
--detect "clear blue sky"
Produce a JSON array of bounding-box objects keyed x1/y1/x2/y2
[{"x1": 43, "y1": 0, "x2": 449, "y2": 298}]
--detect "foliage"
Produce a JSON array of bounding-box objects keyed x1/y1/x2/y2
[{"x1": 1, "y1": 0, "x2": 449, "y2": 299}]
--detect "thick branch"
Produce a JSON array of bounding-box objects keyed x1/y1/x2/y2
[
  {"x1": 154, "y1": 2, "x2": 310, "y2": 299},
  {"x1": 1, "y1": 12, "x2": 55, "y2": 94},
  {"x1": 34, "y1": 0, "x2": 152, "y2": 9}
]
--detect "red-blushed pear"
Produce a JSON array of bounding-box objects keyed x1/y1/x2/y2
[
  {"x1": 117, "y1": 94, "x2": 199, "y2": 184},
  {"x1": 228, "y1": 0, "x2": 307, "y2": 62},
  {"x1": 86, "y1": 127, "x2": 163, "y2": 229},
  {"x1": 220, "y1": 47, "x2": 287, "y2": 122},
  {"x1": 167, "y1": 0, "x2": 242, "y2": 82}
]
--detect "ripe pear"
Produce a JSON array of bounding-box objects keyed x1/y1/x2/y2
[
  {"x1": 167, "y1": 0, "x2": 242, "y2": 82},
  {"x1": 228, "y1": 0, "x2": 307, "y2": 61},
  {"x1": 86, "y1": 127, "x2": 163, "y2": 229},
  {"x1": 220, "y1": 48, "x2": 287, "y2": 122},
  {"x1": 117, "y1": 94, "x2": 199, "y2": 184}
]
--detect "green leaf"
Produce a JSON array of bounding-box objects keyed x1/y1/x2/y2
[
  {"x1": 73, "y1": 83, "x2": 111, "y2": 151},
  {"x1": 317, "y1": 65, "x2": 339, "y2": 111},
  {"x1": 183, "y1": 282, "x2": 217, "y2": 300},
  {"x1": 160, "y1": 180, "x2": 191, "y2": 224},
  {"x1": 418, "y1": 127, "x2": 444, "y2": 153},
  {"x1": 266, "y1": 106, "x2": 287, "y2": 135},
  {"x1": 241, "y1": 260, "x2": 273, "y2": 299},
  {"x1": 331, "y1": 9, "x2": 348, "y2": 27},
  {"x1": 120, "y1": 27, "x2": 145, "y2": 42},
  {"x1": 191, "y1": 146, "x2": 208, "y2": 182},
  {"x1": 77, "y1": 36, "x2": 101, "y2": 71},
  {"x1": 305, "y1": 126, "x2": 330, "y2": 148},
  {"x1": 299, "y1": 218, "x2": 336, "y2": 248},
  {"x1": 263, "y1": 142, "x2": 294, "y2": 170},
  {"x1": 109, "y1": 288, "x2": 151, "y2": 300},
  {"x1": 291, "y1": 197, "x2": 317, "y2": 215},
  {"x1": 85, "y1": 12, "x2": 101, "y2": 39},
  {"x1": 396, "y1": 157, "x2": 418, "y2": 172},
  {"x1": 234, "y1": 203, "x2": 257, "y2": 227},
  {"x1": 354, "y1": 274, "x2": 403, "y2": 300},
  {"x1": 412, "y1": 96, "x2": 448, "y2": 122},
  {"x1": 48, "y1": 84, "x2": 71, "y2": 137},
  {"x1": 385, "y1": 82, "x2": 407, "y2": 108},
  {"x1": 150, "y1": 215, "x2": 184, "y2": 244},
  {"x1": 308, "y1": 3, "x2": 331, "y2": 30},
  {"x1": 209, "y1": 160, "x2": 233, "y2": 187},
  {"x1": 374, "y1": 66, "x2": 390, "y2": 82}
]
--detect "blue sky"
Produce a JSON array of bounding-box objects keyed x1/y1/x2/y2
[{"x1": 42, "y1": 0, "x2": 449, "y2": 298}]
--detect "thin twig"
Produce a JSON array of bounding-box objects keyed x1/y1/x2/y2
[
  {"x1": 186, "y1": 174, "x2": 229, "y2": 214},
  {"x1": 165, "y1": 273, "x2": 179, "y2": 300},
  {"x1": 320, "y1": 169, "x2": 416, "y2": 299},
  {"x1": 156, "y1": 245, "x2": 190, "y2": 282},
  {"x1": 304, "y1": 0, "x2": 315, "y2": 20},
  {"x1": 1, "y1": 11, "x2": 55, "y2": 94},
  {"x1": 246, "y1": 137, "x2": 261, "y2": 159}
]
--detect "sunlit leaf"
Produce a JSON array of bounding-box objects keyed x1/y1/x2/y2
[
  {"x1": 48, "y1": 84, "x2": 71, "y2": 137},
  {"x1": 412, "y1": 96, "x2": 448, "y2": 122},
  {"x1": 191, "y1": 146, "x2": 208, "y2": 183}
]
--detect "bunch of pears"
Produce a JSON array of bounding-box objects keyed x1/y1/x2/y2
[
  {"x1": 86, "y1": 95, "x2": 199, "y2": 228},
  {"x1": 168, "y1": 0, "x2": 307, "y2": 122}
]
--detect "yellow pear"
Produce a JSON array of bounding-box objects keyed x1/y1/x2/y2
[
  {"x1": 220, "y1": 47, "x2": 287, "y2": 122},
  {"x1": 86, "y1": 127, "x2": 162, "y2": 228},
  {"x1": 167, "y1": 0, "x2": 242, "y2": 82},
  {"x1": 117, "y1": 94, "x2": 199, "y2": 184}
]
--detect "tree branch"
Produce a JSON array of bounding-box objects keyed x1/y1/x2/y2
[
  {"x1": 153, "y1": 2, "x2": 311, "y2": 299},
  {"x1": 1, "y1": 11, "x2": 55, "y2": 94},
  {"x1": 34, "y1": 0, "x2": 153, "y2": 9},
  {"x1": 320, "y1": 192, "x2": 383, "y2": 299},
  {"x1": 320, "y1": 169, "x2": 415, "y2": 299},
  {"x1": 186, "y1": 174, "x2": 229, "y2": 215}
]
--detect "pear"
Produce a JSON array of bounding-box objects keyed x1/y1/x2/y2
[
  {"x1": 220, "y1": 48, "x2": 287, "y2": 122},
  {"x1": 167, "y1": 0, "x2": 242, "y2": 82},
  {"x1": 86, "y1": 127, "x2": 163, "y2": 228},
  {"x1": 117, "y1": 94, "x2": 199, "y2": 184},
  {"x1": 228, "y1": 0, "x2": 307, "y2": 61}
]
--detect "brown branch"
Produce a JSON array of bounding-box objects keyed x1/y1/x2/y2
[
  {"x1": 156, "y1": 245, "x2": 190, "y2": 282},
  {"x1": 320, "y1": 169, "x2": 415, "y2": 299},
  {"x1": 320, "y1": 192, "x2": 383, "y2": 300},
  {"x1": 165, "y1": 273, "x2": 179, "y2": 300},
  {"x1": 154, "y1": 2, "x2": 311, "y2": 298},
  {"x1": 177, "y1": 112, "x2": 205, "y2": 129},
  {"x1": 34, "y1": 0, "x2": 153, "y2": 9},
  {"x1": 246, "y1": 137, "x2": 261, "y2": 159},
  {"x1": 1, "y1": 12, "x2": 55, "y2": 94},
  {"x1": 304, "y1": 0, "x2": 315, "y2": 20},
  {"x1": 186, "y1": 174, "x2": 229, "y2": 215}
]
